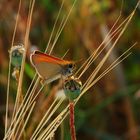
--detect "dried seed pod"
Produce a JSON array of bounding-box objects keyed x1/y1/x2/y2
[
  {"x1": 64, "y1": 76, "x2": 82, "y2": 101},
  {"x1": 9, "y1": 44, "x2": 25, "y2": 68}
]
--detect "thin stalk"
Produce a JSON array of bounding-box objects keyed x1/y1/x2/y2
[
  {"x1": 49, "y1": 0, "x2": 77, "y2": 55},
  {"x1": 43, "y1": 111, "x2": 69, "y2": 140},
  {"x1": 5, "y1": 0, "x2": 36, "y2": 137},
  {"x1": 5, "y1": 0, "x2": 22, "y2": 135},
  {"x1": 17, "y1": 102, "x2": 36, "y2": 140},
  {"x1": 78, "y1": 27, "x2": 122, "y2": 78},
  {"x1": 76, "y1": 12, "x2": 134, "y2": 78},
  {"x1": 81, "y1": 9, "x2": 136, "y2": 91},
  {"x1": 35, "y1": 98, "x2": 65, "y2": 140},
  {"x1": 5, "y1": 55, "x2": 12, "y2": 135},
  {"x1": 75, "y1": 3, "x2": 125, "y2": 76},
  {"x1": 31, "y1": 97, "x2": 59, "y2": 140},
  {"x1": 11, "y1": 0, "x2": 35, "y2": 122},
  {"x1": 82, "y1": 52, "x2": 131, "y2": 96},
  {"x1": 13, "y1": 101, "x2": 36, "y2": 139},
  {"x1": 69, "y1": 102, "x2": 76, "y2": 140},
  {"x1": 45, "y1": 0, "x2": 65, "y2": 53}
]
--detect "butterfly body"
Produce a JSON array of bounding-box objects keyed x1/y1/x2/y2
[{"x1": 30, "y1": 51, "x2": 75, "y2": 80}]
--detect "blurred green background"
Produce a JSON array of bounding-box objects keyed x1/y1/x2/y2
[{"x1": 0, "y1": 0, "x2": 140, "y2": 139}]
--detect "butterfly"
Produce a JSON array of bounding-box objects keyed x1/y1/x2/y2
[{"x1": 30, "y1": 51, "x2": 76, "y2": 81}]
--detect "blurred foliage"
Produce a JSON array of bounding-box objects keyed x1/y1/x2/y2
[{"x1": 0, "y1": 0, "x2": 140, "y2": 139}]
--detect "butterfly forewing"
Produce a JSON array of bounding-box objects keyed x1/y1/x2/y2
[
  {"x1": 31, "y1": 51, "x2": 75, "y2": 80},
  {"x1": 31, "y1": 51, "x2": 71, "y2": 65}
]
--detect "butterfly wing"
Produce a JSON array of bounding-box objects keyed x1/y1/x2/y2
[
  {"x1": 35, "y1": 62, "x2": 62, "y2": 79},
  {"x1": 30, "y1": 51, "x2": 72, "y2": 79},
  {"x1": 31, "y1": 51, "x2": 72, "y2": 65}
]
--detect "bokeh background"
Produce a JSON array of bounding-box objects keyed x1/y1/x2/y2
[{"x1": 0, "y1": 0, "x2": 140, "y2": 139}]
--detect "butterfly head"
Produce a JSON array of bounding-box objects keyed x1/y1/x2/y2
[{"x1": 62, "y1": 63, "x2": 76, "y2": 77}]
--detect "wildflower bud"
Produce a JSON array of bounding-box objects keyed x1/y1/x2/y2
[
  {"x1": 9, "y1": 44, "x2": 25, "y2": 68},
  {"x1": 64, "y1": 76, "x2": 82, "y2": 101}
]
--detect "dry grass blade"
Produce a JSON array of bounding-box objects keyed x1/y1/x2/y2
[
  {"x1": 5, "y1": 0, "x2": 22, "y2": 135},
  {"x1": 5, "y1": 55, "x2": 12, "y2": 138},
  {"x1": 4, "y1": 100, "x2": 35, "y2": 139},
  {"x1": 44, "y1": 112, "x2": 69, "y2": 140},
  {"x1": 11, "y1": 0, "x2": 35, "y2": 120},
  {"x1": 61, "y1": 49, "x2": 70, "y2": 59},
  {"x1": 83, "y1": 53, "x2": 131, "y2": 95},
  {"x1": 5, "y1": 78, "x2": 40, "y2": 138},
  {"x1": 4, "y1": 96, "x2": 36, "y2": 139},
  {"x1": 77, "y1": 27, "x2": 122, "y2": 79},
  {"x1": 13, "y1": 100, "x2": 36, "y2": 139},
  {"x1": 31, "y1": 97, "x2": 59, "y2": 140},
  {"x1": 17, "y1": 102, "x2": 36, "y2": 140},
  {"x1": 6, "y1": 77, "x2": 59, "y2": 139},
  {"x1": 5, "y1": 93, "x2": 37, "y2": 139},
  {"x1": 32, "y1": 98, "x2": 65, "y2": 140},
  {"x1": 80, "y1": 44, "x2": 136, "y2": 97},
  {"x1": 36, "y1": 98, "x2": 67, "y2": 140},
  {"x1": 5, "y1": 0, "x2": 36, "y2": 138},
  {"x1": 75, "y1": 0, "x2": 126, "y2": 77},
  {"x1": 75, "y1": 14, "x2": 131, "y2": 78},
  {"x1": 42, "y1": 103, "x2": 73, "y2": 140},
  {"x1": 75, "y1": 16, "x2": 121, "y2": 76},
  {"x1": 8, "y1": 74, "x2": 37, "y2": 132},
  {"x1": 76, "y1": 12, "x2": 135, "y2": 79},
  {"x1": 48, "y1": 0, "x2": 77, "y2": 55},
  {"x1": 5, "y1": 54, "x2": 12, "y2": 135},
  {"x1": 45, "y1": 0, "x2": 65, "y2": 53},
  {"x1": 75, "y1": 52, "x2": 132, "y2": 105},
  {"x1": 81, "y1": 7, "x2": 137, "y2": 91},
  {"x1": 8, "y1": 102, "x2": 36, "y2": 140}
]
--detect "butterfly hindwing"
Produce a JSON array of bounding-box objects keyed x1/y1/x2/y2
[{"x1": 34, "y1": 61, "x2": 62, "y2": 79}]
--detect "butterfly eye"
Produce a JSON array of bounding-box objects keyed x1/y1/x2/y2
[
  {"x1": 69, "y1": 64, "x2": 73, "y2": 68},
  {"x1": 69, "y1": 63, "x2": 76, "y2": 69}
]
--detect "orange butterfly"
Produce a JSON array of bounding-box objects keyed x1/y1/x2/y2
[{"x1": 30, "y1": 51, "x2": 75, "y2": 81}]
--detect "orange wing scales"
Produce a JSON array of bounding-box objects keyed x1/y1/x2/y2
[{"x1": 32, "y1": 51, "x2": 73, "y2": 65}]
